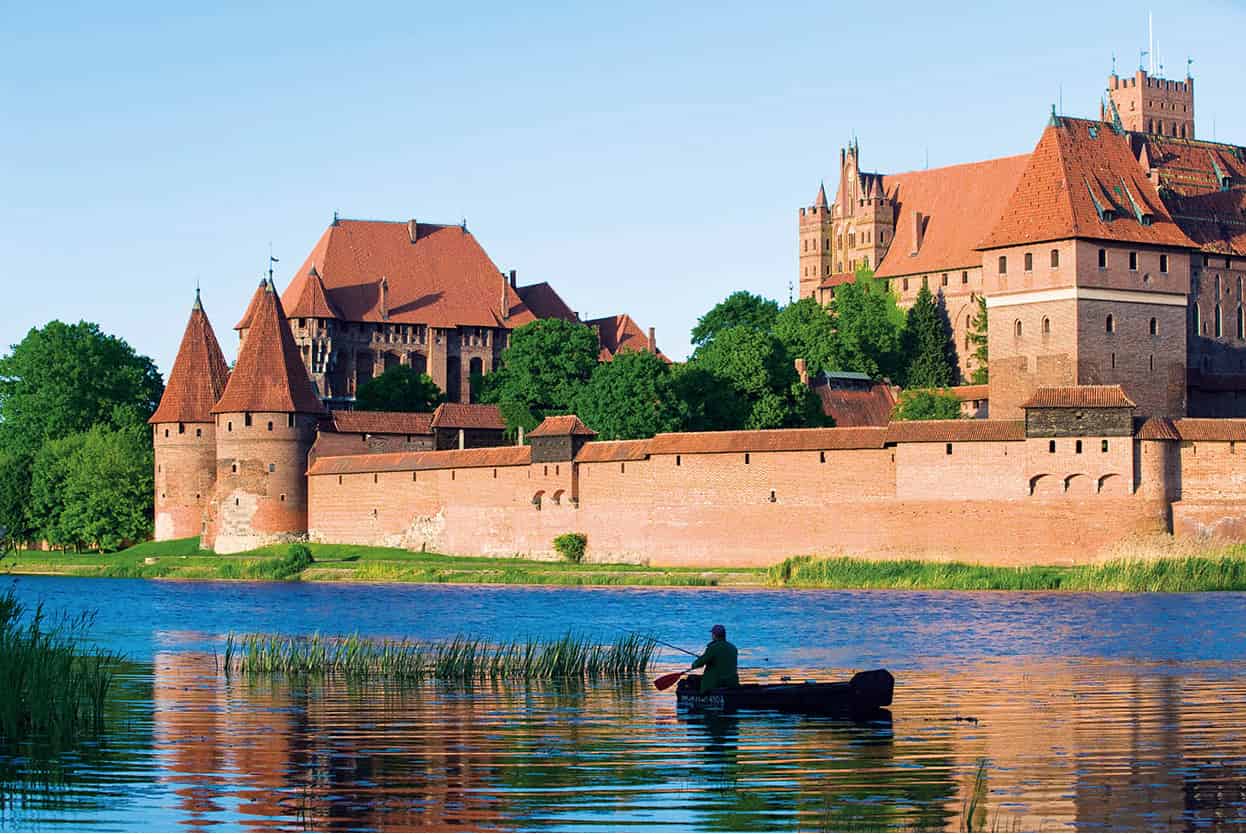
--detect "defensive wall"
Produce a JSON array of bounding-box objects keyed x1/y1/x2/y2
[{"x1": 303, "y1": 397, "x2": 1246, "y2": 566}]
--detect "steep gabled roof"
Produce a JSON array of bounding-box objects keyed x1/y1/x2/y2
[
  {"x1": 212, "y1": 281, "x2": 326, "y2": 414},
  {"x1": 279, "y1": 219, "x2": 536, "y2": 329},
  {"x1": 149, "y1": 292, "x2": 231, "y2": 424},
  {"x1": 528, "y1": 415, "x2": 597, "y2": 438},
  {"x1": 979, "y1": 118, "x2": 1196, "y2": 250},
  {"x1": 516, "y1": 282, "x2": 579, "y2": 322},
  {"x1": 585, "y1": 313, "x2": 669, "y2": 362},
  {"x1": 287, "y1": 267, "x2": 344, "y2": 320},
  {"x1": 1137, "y1": 134, "x2": 1246, "y2": 255},
  {"x1": 429, "y1": 402, "x2": 505, "y2": 430},
  {"x1": 812, "y1": 381, "x2": 897, "y2": 427},
  {"x1": 874, "y1": 154, "x2": 1030, "y2": 277}
]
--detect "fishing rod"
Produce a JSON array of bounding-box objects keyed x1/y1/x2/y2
[{"x1": 611, "y1": 625, "x2": 699, "y2": 658}]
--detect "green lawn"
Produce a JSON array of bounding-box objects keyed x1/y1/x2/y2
[{"x1": 0, "y1": 538, "x2": 757, "y2": 587}]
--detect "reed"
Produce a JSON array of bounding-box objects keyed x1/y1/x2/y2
[
  {"x1": 222, "y1": 631, "x2": 658, "y2": 681},
  {"x1": 0, "y1": 586, "x2": 122, "y2": 749}
]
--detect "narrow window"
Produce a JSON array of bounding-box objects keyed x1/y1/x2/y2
[
  {"x1": 1150, "y1": 318, "x2": 1158, "y2": 336},
  {"x1": 1106, "y1": 314, "x2": 1115, "y2": 334},
  {"x1": 1075, "y1": 440, "x2": 1083, "y2": 454},
  {"x1": 1238, "y1": 306, "x2": 1244, "y2": 340},
  {"x1": 744, "y1": 453, "x2": 751, "y2": 464},
  {"x1": 164, "y1": 429, "x2": 169, "y2": 438},
  {"x1": 268, "y1": 463, "x2": 275, "y2": 473},
  {"x1": 235, "y1": 497, "x2": 239, "y2": 506},
  {"x1": 493, "y1": 468, "x2": 498, "y2": 479},
  {"x1": 819, "y1": 451, "x2": 826, "y2": 463},
  {"x1": 267, "y1": 421, "x2": 273, "y2": 431},
  {"x1": 962, "y1": 271, "x2": 969, "y2": 284},
  {"x1": 244, "y1": 413, "x2": 252, "y2": 427},
  {"x1": 412, "y1": 472, "x2": 417, "y2": 481},
  {"x1": 543, "y1": 465, "x2": 548, "y2": 476},
  {"x1": 998, "y1": 255, "x2": 1008, "y2": 274},
  {"x1": 620, "y1": 463, "x2": 626, "y2": 473},
  {"x1": 1042, "y1": 317, "x2": 1051, "y2": 335},
  {"x1": 339, "y1": 475, "x2": 343, "y2": 485},
  {"x1": 451, "y1": 471, "x2": 455, "y2": 481},
  {"x1": 227, "y1": 421, "x2": 233, "y2": 432},
  {"x1": 945, "y1": 443, "x2": 953, "y2": 455},
  {"x1": 231, "y1": 463, "x2": 238, "y2": 474},
  {"x1": 768, "y1": 489, "x2": 777, "y2": 503},
  {"x1": 1050, "y1": 249, "x2": 1059, "y2": 268},
  {"x1": 1098, "y1": 249, "x2": 1107, "y2": 269},
  {"x1": 1150, "y1": 354, "x2": 1154, "y2": 370},
  {"x1": 1216, "y1": 305, "x2": 1224, "y2": 338},
  {"x1": 903, "y1": 278, "x2": 909, "y2": 291},
  {"x1": 922, "y1": 276, "x2": 928, "y2": 289},
  {"x1": 1129, "y1": 252, "x2": 1138, "y2": 271},
  {"x1": 1102, "y1": 440, "x2": 1109, "y2": 453},
  {"x1": 178, "y1": 422, "x2": 185, "y2": 434},
  {"x1": 1111, "y1": 352, "x2": 1116, "y2": 369},
  {"x1": 1160, "y1": 254, "x2": 1169, "y2": 273},
  {"x1": 373, "y1": 474, "x2": 378, "y2": 483},
  {"x1": 1049, "y1": 440, "x2": 1056, "y2": 453},
  {"x1": 288, "y1": 414, "x2": 295, "y2": 428},
  {"x1": 676, "y1": 455, "x2": 681, "y2": 466},
  {"x1": 196, "y1": 428, "x2": 202, "y2": 437},
  {"x1": 1024, "y1": 252, "x2": 1033, "y2": 271},
  {"x1": 1014, "y1": 319, "x2": 1023, "y2": 338},
  {"x1": 941, "y1": 273, "x2": 948, "y2": 286}
]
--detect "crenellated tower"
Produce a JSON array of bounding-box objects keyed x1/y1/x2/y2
[
  {"x1": 204, "y1": 278, "x2": 326, "y2": 554},
  {"x1": 149, "y1": 289, "x2": 231, "y2": 541},
  {"x1": 798, "y1": 183, "x2": 835, "y2": 298},
  {"x1": 1103, "y1": 68, "x2": 1194, "y2": 138}
]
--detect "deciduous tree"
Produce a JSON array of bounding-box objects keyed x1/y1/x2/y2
[
  {"x1": 479, "y1": 319, "x2": 600, "y2": 433},
  {"x1": 827, "y1": 278, "x2": 905, "y2": 381},
  {"x1": 573, "y1": 351, "x2": 685, "y2": 440},
  {"x1": 968, "y1": 295, "x2": 989, "y2": 384},
  {"x1": 773, "y1": 297, "x2": 837, "y2": 375},
  {"x1": 355, "y1": 365, "x2": 443, "y2": 412},
  {"x1": 891, "y1": 388, "x2": 962, "y2": 421},
  {"x1": 690, "y1": 291, "x2": 780, "y2": 349}
]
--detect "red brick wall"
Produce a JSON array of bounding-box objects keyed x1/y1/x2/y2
[{"x1": 153, "y1": 421, "x2": 216, "y2": 540}]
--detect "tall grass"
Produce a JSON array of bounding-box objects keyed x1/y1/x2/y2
[
  {"x1": 0, "y1": 586, "x2": 122, "y2": 748},
  {"x1": 223, "y1": 631, "x2": 658, "y2": 682},
  {"x1": 768, "y1": 553, "x2": 1246, "y2": 592}
]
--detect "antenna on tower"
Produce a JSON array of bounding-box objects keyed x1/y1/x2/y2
[
  {"x1": 1148, "y1": 11, "x2": 1155, "y2": 74},
  {"x1": 268, "y1": 242, "x2": 279, "y2": 287},
  {"x1": 1111, "y1": 51, "x2": 1117, "y2": 74},
  {"x1": 1186, "y1": 56, "x2": 1194, "y2": 78}
]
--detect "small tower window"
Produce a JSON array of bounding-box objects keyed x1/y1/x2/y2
[
  {"x1": 1014, "y1": 319, "x2": 1023, "y2": 338},
  {"x1": 1106, "y1": 314, "x2": 1115, "y2": 334},
  {"x1": 1049, "y1": 440, "x2": 1056, "y2": 453},
  {"x1": 244, "y1": 413, "x2": 252, "y2": 427},
  {"x1": 998, "y1": 256, "x2": 1008, "y2": 274},
  {"x1": 1042, "y1": 317, "x2": 1051, "y2": 335},
  {"x1": 1075, "y1": 440, "x2": 1083, "y2": 454},
  {"x1": 1129, "y1": 252, "x2": 1138, "y2": 271},
  {"x1": 1098, "y1": 249, "x2": 1107, "y2": 269},
  {"x1": 676, "y1": 455, "x2": 681, "y2": 466},
  {"x1": 196, "y1": 428, "x2": 202, "y2": 438},
  {"x1": 744, "y1": 453, "x2": 751, "y2": 464},
  {"x1": 267, "y1": 421, "x2": 273, "y2": 431},
  {"x1": 945, "y1": 443, "x2": 953, "y2": 455},
  {"x1": 288, "y1": 414, "x2": 295, "y2": 428},
  {"x1": 962, "y1": 271, "x2": 969, "y2": 284},
  {"x1": 178, "y1": 422, "x2": 185, "y2": 434},
  {"x1": 227, "y1": 421, "x2": 233, "y2": 432},
  {"x1": 1102, "y1": 440, "x2": 1109, "y2": 453},
  {"x1": 1160, "y1": 254, "x2": 1169, "y2": 273},
  {"x1": 268, "y1": 463, "x2": 276, "y2": 473},
  {"x1": 231, "y1": 463, "x2": 238, "y2": 474},
  {"x1": 164, "y1": 429, "x2": 169, "y2": 438},
  {"x1": 1216, "y1": 305, "x2": 1224, "y2": 338},
  {"x1": 1024, "y1": 253, "x2": 1033, "y2": 272},
  {"x1": 1150, "y1": 318, "x2": 1158, "y2": 336},
  {"x1": 1050, "y1": 249, "x2": 1060, "y2": 268}
]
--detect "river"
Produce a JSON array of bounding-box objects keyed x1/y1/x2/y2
[{"x1": 2, "y1": 575, "x2": 1243, "y2": 831}]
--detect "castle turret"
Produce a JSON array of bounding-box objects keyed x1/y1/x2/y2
[
  {"x1": 1106, "y1": 69, "x2": 1194, "y2": 139},
  {"x1": 149, "y1": 289, "x2": 231, "y2": 541},
  {"x1": 798, "y1": 182, "x2": 834, "y2": 299},
  {"x1": 205, "y1": 279, "x2": 326, "y2": 554}
]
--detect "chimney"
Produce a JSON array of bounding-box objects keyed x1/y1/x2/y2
[
  {"x1": 910, "y1": 211, "x2": 925, "y2": 256},
  {"x1": 509, "y1": 269, "x2": 517, "y2": 289},
  {"x1": 794, "y1": 357, "x2": 809, "y2": 385},
  {"x1": 647, "y1": 326, "x2": 656, "y2": 353},
  {"x1": 407, "y1": 219, "x2": 419, "y2": 243},
  {"x1": 380, "y1": 276, "x2": 389, "y2": 320}
]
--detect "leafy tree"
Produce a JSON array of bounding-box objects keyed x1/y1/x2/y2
[
  {"x1": 891, "y1": 388, "x2": 963, "y2": 421},
  {"x1": 0, "y1": 451, "x2": 33, "y2": 549},
  {"x1": 902, "y1": 286, "x2": 957, "y2": 388},
  {"x1": 572, "y1": 351, "x2": 685, "y2": 440},
  {"x1": 827, "y1": 278, "x2": 905, "y2": 381},
  {"x1": 28, "y1": 432, "x2": 90, "y2": 549},
  {"x1": 355, "y1": 365, "x2": 443, "y2": 412},
  {"x1": 479, "y1": 319, "x2": 600, "y2": 431},
  {"x1": 690, "y1": 291, "x2": 780, "y2": 349},
  {"x1": 773, "y1": 297, "x2": 837, "y2": 375},
  {"x1": 684, "y1": 326, "x2": 824, "y2": 430},
  {"x1": 0, "y1": 321, "x2": 163, "y2": 459},
  {"x1": 968, "y1": 294, "x2": 989, "y2": 384}
]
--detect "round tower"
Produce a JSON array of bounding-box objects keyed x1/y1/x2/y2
[
  {"x1": 204, "y1": 279, "x2": 326, "y2": 554},
  {"x1": 149, "y1": 290, "x2": 231, "y2": 541}
]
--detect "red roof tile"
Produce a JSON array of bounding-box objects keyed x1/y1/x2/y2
[
  {"x1": 286, "y1": 267, "x2": 344, "y2": 320},
  {"x1": 817, "y1": 272, "x2": 857, "y2": 290},
  {"x1": 1138, "y1": 135, "x2": 1246, "y2": 256},
  {"x1": 233, "y1": 280, "x2": 266, "y2": 331},
  {"x1": 979, "y1": 118, "x2": 1196, "y2": 250},
  {"x1": 585, "y1": 313, "x2": 668, "y2": 362},
  {"x1": 646, "y1": 427, "x2": 888, "y2": 455},
  {"x1": 1021, "y1": 385, "x2": 1136, "y2": 408},
  {"x1": 326, "y1": 410, "x2": 434, "y2": 435},
  {"x1": 429, "y1": 402, "x2": 505, "y2": 430},
  {"x1": 149, "y1": 294, "x2": 231, "y2": 424},
  {"x1": 813, "y1": 382, "x2": 897, "y2": 427},
  {"x1": 1170, "y1": 419, "x2": 1246, "y2": 442},
  {"x1": 1134, "y1": 417, "x2": 1181, "y2": 440},
  {"x1": 573, "y1": 439, "x2": 651, "y2": 462},
  {"x1": 949, "y1": 384, "x2": 990, "y2": 401},
  {"x1": 308, "y1": 445, "x2": 530, "y2": 476},
  {"x1": 212, "y1": 281, "x2": 326, "y2": 414},
  {"x1": 279, "y1": 220, "x2": 537, "y2": 329},
  {"x1": 884, "y1": 420, "x2": 1025, "y2": 443},
  {"x1": 528, "y1": 415, "x2": 597, "y2": 438},
  {"x1": 515, "y1": 282, "x2": 579, "y2": 322},
  {"x1": 874, "y1": 154, "x2": 1030, "y2": 277}
]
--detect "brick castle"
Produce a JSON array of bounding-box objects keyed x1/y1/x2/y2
[{"x1": 150, "y1": 63, "x2": 1246, "y2": 565}]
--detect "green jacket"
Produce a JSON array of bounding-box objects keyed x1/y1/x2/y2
[{"x1": 691, "y1": 639, "x2": 739, "y2": 692}]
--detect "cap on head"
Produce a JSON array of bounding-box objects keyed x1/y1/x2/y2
[{"x1": 710, "y1": 624, "x2": 726, "y2": 638}]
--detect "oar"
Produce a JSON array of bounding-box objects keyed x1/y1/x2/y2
[{"x1": 654, "y1": 668, "x2": 693, "y2": 691}]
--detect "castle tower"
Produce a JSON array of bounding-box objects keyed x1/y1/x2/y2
[
  {"x1": 1104, "y1": 69, "x2": 1194, "y2": 138},
  {"x1": 148, "y1": 289, "x2": 231, "y2": 541},
  {"x1": 204, "y1": 279, "x2": 327, "y2": 554},
  {"x1": 798, "y1": 183, "x2": 834, "y2": 298}
]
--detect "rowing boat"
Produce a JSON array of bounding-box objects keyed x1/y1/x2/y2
[{"x1": 675, "y1": 669, "x2": 894, "y2": 717}]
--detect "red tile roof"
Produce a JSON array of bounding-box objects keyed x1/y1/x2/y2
[
  {"x1": 585, "y1": 313, "x2": 668, "y2": 362},
  {"x1": 817, "y1": 272, "x2": 857, "y2": 290},
  {"x1": 149, "y1": 294, "x2": 231, "y2": 424},
  {"x1": 979, "y1": 118, "x2": 1196, "y2": 250},
  {"x1": 1170, "y1": 419, "x2": 1246, "y2": 442},
  {"x1": 326, "y1": 410, "x2": 434, "y2": 435},
  {"x1": 949, "y1": 384, "x2": 990, "y2": 402},
  {"x1": 874, "y1": 154, "x2": 1030, "y2": 277},
  {"x1": 646, "y1": 427, "x2": 888, "y2": 455},
  {"x1": 233, "y1": 280, "x2": 267, "y2": 331},
  {"x1": 1138, "y1": 135, "x2": 1246, "y2": 256},
  {"x1": 212, "y1": 281, "x2": 326, "y2": 415},
  {"x1": 573, "y1": 439, "x2": 651, "y2": 462},
  {"x1": 1134, "y1": 417, "x2": 1181, "y2": 440},
  {"x1": 286, "y1": 267, "x2": 344, "y2": 320},
  {"x1": 308, "y1": 445, "x2": 530, "y2": 476},
  {"x1": 812, "y1": 382, "x2": 897, "y2": 427},
  {"x1": 515, "y1": 282, "x2": 579, "y2": 322},
  {"x1": 1021, "y1": 385, "x2": 1136, "y2": 408},
  {"x1": 279, "y1": 220, "x2": 537, "y2": 329},
  {"x1": 528, "y1": 415, "x2": 597, "y2": 438},
  {"x1": 429, "y1": 402, "x2": 505, "y2": 430},
  {"x1": 884, "y1": 420, "x2": 1024, "y2": 443}
]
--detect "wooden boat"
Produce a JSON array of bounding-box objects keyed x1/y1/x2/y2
[{"x1": 675, "y1": 669, "x2": 894, "y2": 717}]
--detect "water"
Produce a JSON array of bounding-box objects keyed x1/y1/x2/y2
[{"x1": 3, "y1": 576, "x2": 1246, "y2": 831}]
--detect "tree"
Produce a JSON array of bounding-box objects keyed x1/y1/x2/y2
[
  {"x1": 892, "y1": 388, "x2": 963, "y2": 421},
  {"x1": 355, "y1": 365, "x2": 443, "y2": 412},
  {"x1": 684, "y1": 326, "x2": 824, "y2": 430},
  {"x1": 773, "y1": 297, "x2": 837, "y2": 375},
  {"x1": 827, "y1": 278, "x2": 905, "y2": 380},
  {"x1": 0, "y1": 451, "x2": 32, "y2": 552},
  {"x1": 479, "y1": 319, "x2": 600, "y2": 432},
  {"x1": 968, "y1": 294, "x2": 989, "y2": 384},
  {"x1": 902, "y1": 286, "x2": 957, "y2": 388},
  {"x1": 572, "y1": 351, "x2": 685, "y2": 440},
  {"x1": 690, "y1": 291, "x2": 780, "y2": 349}
]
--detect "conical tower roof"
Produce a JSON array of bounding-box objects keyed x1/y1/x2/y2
[
  {"x1": 212, "y1": 280, "x2": 326, "y2": 414},
  {"x1": 815, "y1": 182, "x2": 828, "y2": 209},
  {"x1": 149, "y1": 291, "x2": 231, "y2": 424},
  {"x1": 286, "y1": 266, "x2": 344, "y2": 320},
  {"x1": 234, "y1": 278, "x2": 267, "y2": 331}
]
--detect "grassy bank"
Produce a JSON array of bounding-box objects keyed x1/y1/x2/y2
[
  {"x1": 768, "y1": 549, "x2": 1246, "y2": 592},
  {"x1": 1, "y1": 538, "x2": 755, "y2": 587}
]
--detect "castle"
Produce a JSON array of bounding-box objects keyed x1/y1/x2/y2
[
  {"x1": 150, "y1": 63, "x2": 1246, "y2": 565},
  {"x1": 799, "y1": 68, "x2": 1246, "y2": 420}
]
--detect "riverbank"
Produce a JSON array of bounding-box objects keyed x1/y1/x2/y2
[{"x1": 0, "y1": 538, "x2": 755, "y2": 587}]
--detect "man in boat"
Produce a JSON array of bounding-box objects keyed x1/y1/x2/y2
[{"x1": 691, "y1": 624, "x2": 739, "y2": 692}]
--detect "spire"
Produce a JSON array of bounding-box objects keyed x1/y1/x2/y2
[
  {"x1": 286, "y1": 266, "x2": 344, "y2": 320},
  {"x1": 815, "y1": 181, "x2": 828, "y2": 209},
  {"x1": 234, "y1": 278, "x2": 268, "y2": 331},
  {"x1": 149, "y1": 295, "x2": 230, "y2": 424},
  {"x1": 212, "y1": 280, "x2": 326, "y2": 415},
  {"x1": 192, "y1": 283, "x2": 202, "y2": 311}
]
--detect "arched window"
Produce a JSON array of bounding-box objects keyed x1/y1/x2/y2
[
  {"x1": 1196, "y1": 304, "x2": 1203, "y2": 335},
  {"x1": 1216, "y1": 305, "x2": 1223, "y2": 338},
  {"x1": 1106, "y1": 314, "x2": 1115, "y2": 334},
  {"x1": 1014, "y1": 319, "x2": 1023, "y2": 338},
  {"x1": 1042, "y1": 317, "x2": 1051, "y2": 335},
  {"x1": 1238, "y1": 306, "x2": 1244, "y2": 340},
  {"x1": 1150, "y1": 317, "x2": 1158, "y2": 336},
  {"x1": 1050, "y1": 249, "x2": 1059, "y2": 268}
]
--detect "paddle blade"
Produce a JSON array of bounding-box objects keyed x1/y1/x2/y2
[{"x1": 653, "y1": 671, "x2": 684, "y2": 691}]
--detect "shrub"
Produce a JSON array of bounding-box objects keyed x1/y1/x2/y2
[
  {"x1": 553, "y1": 533, "x2": 587, "y2": 564},
  {"x1": 286, "y1": 543, "x2": 314, "y2": 570},
  {"x1": 891, "y1": 388, "x2": 962, "y2": 421}
]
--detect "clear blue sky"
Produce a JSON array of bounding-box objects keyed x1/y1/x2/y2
[{"x1": 3, "y1": 1, "x2": 1243, "y2": 374}]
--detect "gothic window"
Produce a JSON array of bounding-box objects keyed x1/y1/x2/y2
[
  {"x1": 1024, "y1": 252, "x2": 1033, "y2": 272},
  {"x1": 1216, "y1": 305, "x2": 1223, "y2": 338},
  {"x1": 1042, "y1": 317, "x2": 1051, "y2": 335},
  {"x1": 1150, "y1": 317, "x2": 1158, "y2": 336},
  {"x1": 1196, "y1": 303, "x2": 1203, "y2": 335},
  {"x1": 1160, "y1": 254, "x2": 1168, "y2": 273},
  {"x1": 1129, "y1": 252, "x2": 1138, "y2": 271},
  {"x1": 1238, "y1": 306, "x2": 1244, "y2": 340},
  {"x1": 1050, "y1": 249, "x2": 1060, "y2": 268},
  {"x1": 1106, "y1": 314, "x2": 1115, "y2": 334},
  {"x1": 1014, "y1": 319, "x2": 1023, "y2": 338},
  {"x1": 1216, "y1": 275, "x2": 1222, "y2": 296}
]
